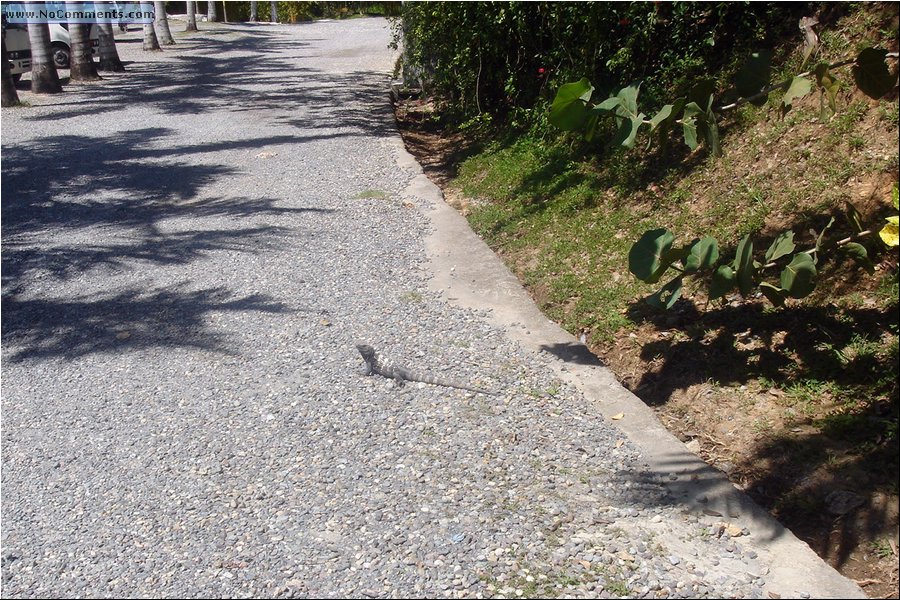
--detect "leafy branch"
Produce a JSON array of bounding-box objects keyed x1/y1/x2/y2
[
  {"x1": 550, "y1": 45, "x2": 897, "y2": 157},
  {"x1": 628, "y1": 193, "x2": 895, "y2": 310},
  {"x1": 548, "y1": 15, "x2": 898, "y2": 311}
]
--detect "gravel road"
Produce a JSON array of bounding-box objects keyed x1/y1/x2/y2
[{"x1": 0, "y1": 18, "x2": 833, "y2": 599}]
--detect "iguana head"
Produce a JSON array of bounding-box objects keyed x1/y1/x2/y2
[{"x1": 355, "y1": 344, "x2": 376, "y2": 360}]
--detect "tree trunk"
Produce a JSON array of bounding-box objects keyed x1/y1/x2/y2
[
  {"x1": 186, "y1": 1, "x2": 198, "y2": 31},
  {"x1": 24, "y1": 15, "x2": 62, "y2": 93},
  {"x1": 67, "y1": 22, "x2": 100, "y2": 81},
  {"x1": 207, "y1": 1, "x2": 219, "y2": 23},
  {"x1": 250, "y1": 1, "x2": 258, "y2": 22},
  {"x1": 143, "y1": 23, "x2": 161, "y2": 51},
  {"x1": 154, "y1": 1, "x2": 175, "y2": 45},
  {"x1": 2, "y1": 32, "x2": 21, "y2": 106},
  {"x1": 96, "y1": 22, "x2": 125, "y2": 71},
  {"x1": 270, "y1": 1, "x2": 278, "y2": 23}
]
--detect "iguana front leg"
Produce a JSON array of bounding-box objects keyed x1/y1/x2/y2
[{"x1": 392, "y1": 366, "x2": 410, "y2": 388}]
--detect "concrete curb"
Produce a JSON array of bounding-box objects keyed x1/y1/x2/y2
[{"x1": 394, "y1": 145, "x2": 866, "y2": 599}]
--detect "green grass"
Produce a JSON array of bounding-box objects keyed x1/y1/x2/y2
[
  {"x1": 870, "y1": 538, "x2": 895, "y2": 559},
  {"x1": 456, "y1": 137, "x2": 653, "y2": 342},
  {"x1": 398, "y1": 290, "x2": 425, "y2": 303},
  {"x1": 831, "y1": 100, "x2": 870, "y2": 135},
  {"x1": 354, "y1": 189, "x2": 391, "y2": 200}
]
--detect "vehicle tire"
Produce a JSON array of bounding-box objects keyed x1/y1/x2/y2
[{"x1": 51, "y1": 42, "x2": 70, "y2": 69}]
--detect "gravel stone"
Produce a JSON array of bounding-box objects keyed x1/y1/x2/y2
[{"x1": 1, "y1": 17, "x2": 772, "y2": 599}]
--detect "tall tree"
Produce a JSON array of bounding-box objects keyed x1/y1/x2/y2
[
  {"x1": 2, "y1": 32, "x2": 21, "y2": 106},
  {"x1": 67, "y1": 23, "x2": 100, "y2": 81},
  {"x1": 153, "y1": 1, "x2": 175, "y2": 45},
  {"x1": 143, "y1": 22, "x2": 161, "y2": 51},
  {"x1": 270, "y1": 1, "x2": 278, "y2": 23},
  {"x1": 250, "y1": 1, "x2": 258, "y2": 22},
  {"x1": 96, "y1": 22, "x2": 125, "y2": 71},
  {"x1": 23, "y1": 8, "x2": 62, "y2": 93},
  {"x1": 185, "y1": 1, "x2": 198, "y2": 31},
  {"x1": 207, "y1": 1, "x2": 219, "y2": 23}
]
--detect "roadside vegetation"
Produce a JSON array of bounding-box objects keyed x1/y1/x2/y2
[{"x1": 393, "y1": 2, "x2": 899, "y2": 596}]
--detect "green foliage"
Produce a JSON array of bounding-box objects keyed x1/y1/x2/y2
[
  {"x1": 239, "y1": 2, "x2": 395, "y2": 23},
  {"x1": 396, "y1": 3, "x2": 805, "y2": 122},
  {"x1": 734, "y1": 50, "x2": 773, "y2": 104},
  {"x1": 549, "y1": 45, "x2": 894, "y2": 158},
  {"x1": 627, "y1": 194, "x2": 893, "y2": 309},
  {"x1": 545, "y1": 30, "x2": 896, "y2": 309}
]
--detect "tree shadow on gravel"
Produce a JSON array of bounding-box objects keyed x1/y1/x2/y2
[
  {"x1": 17, "y1": 25, "x2": 398, "y2": 140},
  {"x1": 1, "y1": 126, "x2": 331, "y2": 361},
  {"x1": 1, "y1": 285, "x2": 291, "y2": 362},
  {"x1": 2, "y1": 23, "x2": 394, "y2": 360}
]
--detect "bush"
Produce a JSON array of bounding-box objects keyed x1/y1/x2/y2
[{"x1": 396, "y1": 2, "x2": 814, "y2": 122}]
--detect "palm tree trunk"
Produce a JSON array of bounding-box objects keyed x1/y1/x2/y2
[
  {"x1": 207, "y1": 1, "x2": 219, "y2": 23},
  {"x1": 68, "y1": 22, "x2": 100, "y2": 81},
  {"x1": 186, "y1": 1, "x2": 198, "y2": 31},
  {"x1": 24, "y1": 14, "x2": 62, "y2": 93},
  {"x1": 270, "y1": 1, "x2": 278, "y2": 23},
  {"x1": 96, "y1": 22, "x2": 125, "y2": 71},
  {"x1": 250, "y1": 1, "x2": 258, "y2": 22},
  {"x1": 154, "y1": 1, "x2": 175, "y2": 45},
  {"x1": 143, "y1": 23, "x2": 161, "y2": 51},
  {"x1": 2, "y1": 32, "x2": 21, "y2": 106}
]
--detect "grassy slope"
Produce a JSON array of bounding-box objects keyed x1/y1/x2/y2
[
  {"x1": 447, "y1": 4, "x2": 898, "y2": 587},
  {"x1": 453, "y1": 3, "x2": 898, "y2": 371}
]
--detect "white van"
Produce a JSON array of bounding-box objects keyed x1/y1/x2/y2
[{"x1": 4, "y1": 22, "x2": 100, "y2": 80}]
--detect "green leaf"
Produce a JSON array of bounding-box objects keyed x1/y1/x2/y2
[
  {"x1": 628, "y1": 229, "x2": 676, "y2": 283},
  {"x1": 688, "y1": 79, "x2": 716, "y2": 111},
  {"x1": 647, "y1": 276, "x2": 684, "y2": 310},
  {"x1": 813, "y1": 63, "x2": 840, "y2": 115},
  {"x1": 846, "y1": 202, "x2": 864, "y2": 233},
  {"x1": 814, "y1": 216, "x2": 835, "y2": 259},
  {"x1": 709, "y1": 265, "x2": 735, "y2": 300},
  {"x1": 759, "y1": 282, "x2": 787, "y2": 307},
  {"x1": 853, "y1": 47, "x2": 894, "y2": 99},
  {"x1": 843, "y1": 242, "x2": 875, "y2": 274},
  {"x1": 649, "y1": 104, "x2": 674, "y2": 131},
  {"x1": 550, "y1": 78, "x2": 594, "y2": 130},
  {"x1": 591, "y1": 96, "x2": 623, "y2": 113},
  {"x1": 681, "y1": 102, "x2": 702, "y2": 150},
  {"x1": 734, "y1": 50, "x2": 772, "y2": 105},
  {"x1": 892, "y1": 184, "x2": 899, "y2": 210},
  {"x1": 616, "y1": 83, "x2": 641, "y2": 117},
  {"x1": 733, "y1": 235, "x2": 756, "y2": 297},
  {"x1": 780, "y1": 253, "x2": 817, "y2": 298},
  {"x1": 612, "y1": 113, "x2": 646, "y2": 149},
  {"x1": 764, "y1": 231, "x2": 796, "y2": 262},
  {"x1": 699, "y1": 111, "x2": 721, "y2": 158},
  {"x1": 684, "y1": 237, "x2": 720, "y2": 273},
  {"x1": 584, "y1": 113, "x2": 600, "y2": 142},
  {"x1": 781, "y1": 76, "x2": 812, "y2": 115}
]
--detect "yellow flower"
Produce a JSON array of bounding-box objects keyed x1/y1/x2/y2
[{"x1": 880, "y1": 215, "x2": 899, "y2": 247}]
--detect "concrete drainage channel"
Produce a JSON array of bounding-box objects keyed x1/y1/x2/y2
[{"x1": 396, "y1": 145, "x2": 866, "y2": 599}]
